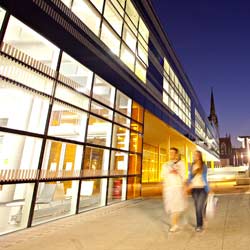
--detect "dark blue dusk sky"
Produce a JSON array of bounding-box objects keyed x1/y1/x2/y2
[{"x1": 152, "y1": 0, "x2": 250, "y2": 146}]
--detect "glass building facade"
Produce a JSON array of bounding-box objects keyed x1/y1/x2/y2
[{"x1": 0, "y1": 0, "x2": 219, "y2": 235}]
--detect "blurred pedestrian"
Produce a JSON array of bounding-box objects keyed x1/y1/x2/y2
[
  {"x1": 162, "y1": 147, "x2": 186, "y2": 232},
  {"x1": 186, "y1": 150, "x2": 210, "y2": 232}
]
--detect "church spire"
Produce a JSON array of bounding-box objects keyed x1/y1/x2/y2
[{"x1": 208, "y1": 88, "x2": 219, "y2": 129}]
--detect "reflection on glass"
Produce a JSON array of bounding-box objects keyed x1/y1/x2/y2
[
  {"x1": 72, "y1": 0, "x2": 101, "y2": 36},
  {"x1": 100, "y1": 21, "x2": 121, "y2": 56},
  {"x1": 112, "y1": 125, "x2": 130, "y2": 150},
  {"x1": 104, "y1": 0, "x2": 123, "y2": 35},
  {"x1": 32, "y1": 181, "x2": 79, "y2": 225},
  {"x1": 130, "y1": 120, "x2": 143, "y2": 133},
  {"x1": 114, "y1": 113, "x2": 130, "y2": 128},
  {"x1": 55, "y1": 83, "x2": 90, "y2": 110},
  {"x1": 108, "y1": 177, "x2": 126, "y2": 204},
  {"x1": 48, "y1": 102, "x2": 88, "y2": 142},
  {"x1": 87, "y1": 115, "x2": 112, "y2": 147},
  {"x1": 0, "y1": 80, "x2": 50, "y2": 134},
  {"x1": 92, "y1": 75, "x2": 115, "y2": 108},
  {"x1": 127, "y1": 177, "x2": 140, "y2": 199},
  {"x1": 128, "y1": 154, "x2": 141, "y2": 174},
  {"x1": 0, "y1": 133, "x2": 42, "y2": 182},
  {"x1": 115, "y1": 91, "x2": 132, "y2": 116},
  {"x1": 0, "y1": 183, "x2": 34, "y2": 235},
  {"x1": 135, "y1": 59, "x2": 146, "y2": 83},
  {"x1": 110, "y1": 151, "x2": 128, "y2": 175},
  {"x1": 3, "y1": 17, "x2": 59, "y2": 70},
  {"x1": 91, "y1": 101, "x2": 113, "y2": 120},
  {"x1": 83, "y1": 147, "x2": 110, "y2": 176},
  {"x1": 121, "y1": 43, "x2": 135, "y2": 71},
  {"x1": 130, "y1": 132, "x2": 142, "y2": 153},
  {"x1": 79, "y1": 178, "x2": 107, "y2": 212},
  {"x1": 40, "y1": 141, "x2": 83, "y2": 180},
  {"x1": 132, "y1": 101, "x2": 144, "y2": 123},
  {"x1": 123, "y1": 24, "x2": 137, "y2": 52},
  {"x1": 59, "y1": 53, "x2": 93, "y2": 95}
]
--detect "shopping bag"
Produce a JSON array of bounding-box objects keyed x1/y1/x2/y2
[{"x1": 206, "y1": 194, "x2": 218, "y2": 219}]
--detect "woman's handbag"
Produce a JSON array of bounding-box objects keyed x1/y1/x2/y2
[{"x1": 206, "y1": 194, "x2": 218, "y2": 219}]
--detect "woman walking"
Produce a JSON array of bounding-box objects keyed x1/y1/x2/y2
[
  {"x1": 162, "y1": 147, "x2": 186, "y2": 232},
  {"x1": 187, "y1": 150, "x2": 209, "y2": 232}
]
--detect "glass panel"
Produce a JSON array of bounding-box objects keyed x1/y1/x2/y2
[
  {"x1": 32, "y1": 181, "x2": 79, "y2": 225},
  {"x1": 112, "y1": 125, "x2": 130, "y2": 150},
  {"x1": 0, "y1": 7, "x2": 6, "y2": 29},
  {"x1": 107, "y1": 177, "x2": 126, "y2": 204},
  {"x1": 138, "y1": 19, "x2": 149, "y2": 42},
  {"x1": 120, "y1": 43, "x2": 135, "y2": 71},
  {"x1": 163, "y1": 91, "x2": 169, "y2": 106},
  {"x1": 135, "y1": 59, "x2": 146, "y2": 83},
  {"x1": 0, "y1": 183, "x2": 34, "y2": 235},
  {"x1": 127, "y1": 177, "x2": 140, "y2": 199},
  {"x1": 3, "y1": 17, "x2": 59, "y2": 70},
  {"x1": 115, "y1": 91, "x2": 132, "y2": 116},
  {"x1": 137, "y1": 42, "x2": 148, "y2": 66},
  {"x1": 104, "y1": 0, "x2": 123, "y2": 35},
  {"x1": 40, "y1": 141, "x2": 83, "y2": 180},
  {"x1": 72, "y1": 0, "x2": 101, "y2": 36},
  {"x1": 91, "y1": 101, "x2": 113, "y2": 120},
  {"x1": 0, "y1": 79, "x2": 50, "y2": 134},
  {"x1": 130, "y1": 132, "x2": 142, "y2": 153},
  {"x1": 92, "y1": 75, "x2": 115, "y2": 108},
  {"x1": 86, "y1": 115, "x2": 112, "y2": 147},
  {"x1": 125, "y1": 0, "x2": 139, "y2": 27},
  {"x1": 0, "y1": 133, "x2": 42, "y2": 182},
  {"x1": 79, "y1": 178, "x2": 107, "y2": 212},
  {"x1": 130, "y1": 120, "x2": 143, "y2": 133},
  {"x1": 59, "y1": 53, "x2": 93, "y2": 96},
  {"x1": 55, "y1": 83, "x2": 90, "y2": 110},
  {"x1": 90, "y1": 0, "x2": 104, "y2": 13},
  {"x1": 110, "y1": 0, "x2": 125, "y2": 13},
  {"x1": 48, "y1": 102, "x2": 88, "y2": 142},
  {"x1": 131, "y1": 101, "x2": 144, "y2": 123},
  {"x1": 100, "y1": 21, "x2": 120, "y2": 56},
  {"x1": 122, "y1": 24, "x2": 137, "y2": 52},
  {"x1": 128, "y1": 153, "x2": 141, "y2": 174},
  {"x1": 83, "y1": 147, "x2": 110, "y2": 176},
  {"x1": 110, "y1": 151, "x2": 128, "y2": 175},
  {"x1": 114, "y1": 113, "x2": 130, "y2": 128}
]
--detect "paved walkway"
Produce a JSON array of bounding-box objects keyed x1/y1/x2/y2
[{"x1": 1, "y1": 194, "x2": 250, "y2": 250}]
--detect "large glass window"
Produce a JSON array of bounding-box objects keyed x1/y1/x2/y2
[
  {"x1": 0, "y1": 79, "x2": 50, "y2": 134},
  {"x1": 127, "y1": 177, "x2": 140, "y2": 199},
  {"x1": 79, "y1": 178, "x2": 107, "y2": 212},
  {"x1": 40, "y1": 140, "x2": 83, "y2": 180},
  {"x1": 125, "y1": 0, "x2": 139, "y2": 27},
  {"x1": 123, "y1": 24, "x2": 137, "y2": 52},
  {"x1": 59, "y1": 53, "x2": 94, "y2": 96},
  {"x1": 100, "y1": 21, "x2": 121, "y2": 56},
  {"x1": 115, "y1": 91, "x2": 132, "y2": 117},
  {"x1": 32, "y1": 180, "x2": 79, "y2": 225},
  {"x1": 107, "y1": 177, "x2": 126, "y2": 204},
  {"x1": 114, "y1": 113, "x2": 130, "y2": 128},
  {"x1": 92, "y1": 75, "x2": 116, "y2": 108},
  {"x1": 86, "y1": 115, "x2": 112, "y2": 147},
  {"x1": 83, "y1": 147, "x2": 110, "y2": 176},
  {"x1": 128, "y1": 154, "x2": 141, "y2": 175},
  {"x1": 110, "y1": 151, "x2": 128, "y2": 175},
  {"x1": 48, "y1": 102, "x2": 88, "y2": 142},
  {"x1": 71, "y1": 0, "x2": 101, "y2": 36},
  {"x1": 112, "y1": 125, "x2": 130, "y2": 151},
  {"x1": 3, "y1": 17, "x2": 60, "y2": 70},
  {"x1": 104, "y1": 0, "x2": 123, "y2": 35},
  {"x1": 0, "y1": 183, "x2": 34, "y2": 235},
  {"x1": 0, "y1": 133, "x2": 42, "y2": 182},
  {"x1": 91, "y1": 101, "x2": 113, "y2": 120},
  {"x1": 90, "y1": 0, "x2": 104, "y2": 13},
  {"x1": 130, "y1": 132, "x2": 143, "y2": 153},
  {"x1": 121, "y1": 43, "x2": 135, "y2": 71},
  {"x1": 131, "y1": 101, "x2": 144, "y2": 123}
]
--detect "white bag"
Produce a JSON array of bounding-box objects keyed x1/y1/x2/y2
[{"x1": 206, "y1": 194, "x2": 218, "y2": 219}]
